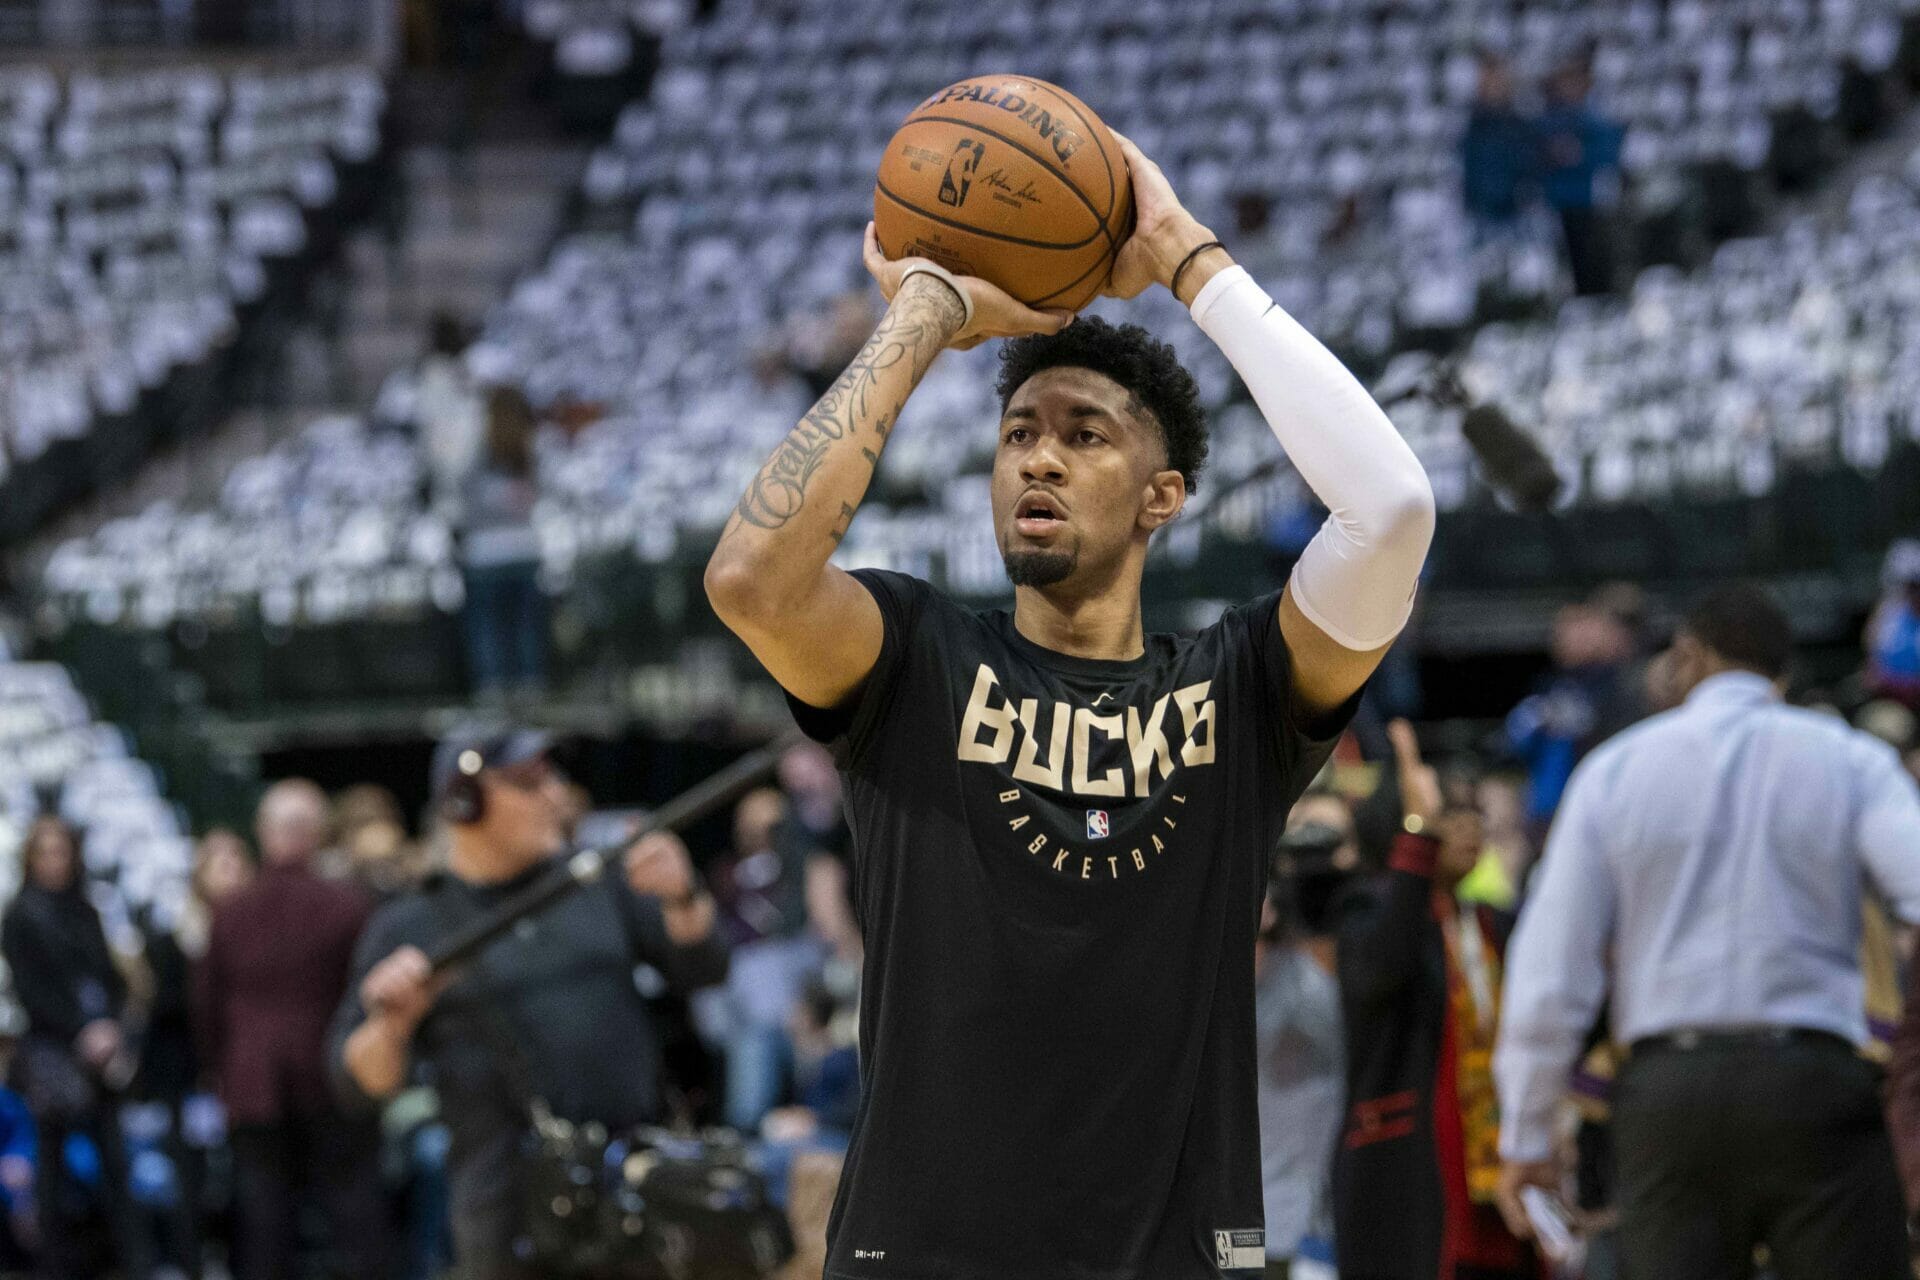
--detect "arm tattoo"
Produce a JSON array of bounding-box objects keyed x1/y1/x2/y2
[
  {"x1": 829, "y1": 502, "x2": 856, "y2": 545},
  {"x1": 733, "y1": 289, "x2": 956, "y2": 532}
]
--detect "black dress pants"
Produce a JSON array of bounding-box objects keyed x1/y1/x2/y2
[
  {"x1": 35, "y1": 1102, "x2": 149, "y2": 1280},
  {"x1": 1557, "y1": 206, "x2": 1616, "y2": 296},
  {"x1": 1613, "y1": 1034, "x2": 1906, "y2": 1280},
  {"x1": 230, "y1": 1111, "x2": 391, "y2": 1280}
]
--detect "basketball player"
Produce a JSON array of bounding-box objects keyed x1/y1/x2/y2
[{"x1": 706, "y1": 136, "x2": 1434, "y2": 1278}]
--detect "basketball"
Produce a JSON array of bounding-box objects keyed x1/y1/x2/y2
[{"x1": 873, "y1": 74, "x2": 1133, "y2": 312}]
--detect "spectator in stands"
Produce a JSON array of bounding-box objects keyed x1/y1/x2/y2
[
  {"x1": 1883, "y1": 924, "x2": 1920, "y2": 1225},
  {"x1": 777, "y1": 742, "x2": 846, "y2": 857},
  {"x1": 1465, "y1": 771, "x2": 1532, "y2": 910},
  {"x1": 132, "y1": 829, "x2": 252, "y2": 1280},
  {"x1": 0, "y1": 1006, "x2": 33, "y2": 1274},
  {"x1": 777, "y1": 742, "x2": 859, "y2": 967},
  {"x1": 1333, "y1": 723, "x2": 1537, "y2": 1280},
  {"x1": 1506, "y1": 600, "x2": 1642, "y2": 839},
  {"x1": 131, "y1": 889, "x2": 207, "y2": 1280},
  {"x1": 195, "y1": 781, "x2": 390, "y2": 1280},
  {"x1": 753, "y1": 974, "x2": 859, "y2": 1208},
  {"x1": 334, "y1": 784, "x2": 428, "y2": 902},
  {"x1": 175, "y1": 829, "x2": 255, "y2": 961},
  {"x1": 703, "y1": 787, "x2": 824, "y2": 1132},
  {"x1": 1537, "y1": 54, "x2": 1624, "y2": 296},
  {"x1": 1258, "y1": 793, "x2": 1355, "y2": 1279},
  {"x1": 2, "y1": 816, "x2": 147, "y2": 1280},
  {"x1": 332, "y1": 724, "x2": 728, "y2": 1280},
  {"x1": 1865, "y1": 538, "x2": 1920, "y2": 709},
  {"x1": 753, "y1": 746, "x2": 861, "y2": 1186},
  {"x1": 417, "y1": 313, "x2": 484, "y2": 519},
  {"x1": 1497, "y1": 586, "x2": 1919, "y2": 1278},
  {"x1": 457, "y1": 386, "x2": 549, "y2": 700},
  {"x1": 772, "y1": 977, "x2": 858, "y2": 1138},
  {"x1": 1460, "y1": 53, "x2": 1540, "y2": 243}
]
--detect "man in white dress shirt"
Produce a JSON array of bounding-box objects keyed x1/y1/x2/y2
[{"x1": 1493, "y1": 584, "x2": 1920, "y2": 1280}]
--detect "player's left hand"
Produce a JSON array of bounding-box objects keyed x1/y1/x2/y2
[
  {"x1": 1101, "y1": 132, "x2": 1223, "y2": 302},
  {"x1": 625, "y1": 830, "x2": 697, "y2": 903},
  {"x1": 863, "y1": 222, "x2": 1073, "y2": 351}
]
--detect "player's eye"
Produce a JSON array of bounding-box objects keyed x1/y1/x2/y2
[
  {"x1": 1003, "y1": 426, "x2": 1031, "y2": 444},
  {"x1": 1077, "y1": 428, "x2": 1105, "y2": 445}
]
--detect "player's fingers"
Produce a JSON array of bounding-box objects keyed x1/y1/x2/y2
[
  {"x1": 993, "y1": 303, "x2": 1072, "y2": 335},
  {"x1": 863, "y1": 222, "x2": 900, "y2": 297},
  {"x1": 1110, "y1": 132, "x2": 1167, "y2": 184},
  {"x1": 1100, "y1": 271, "x2": 1149, "y2": 301}
]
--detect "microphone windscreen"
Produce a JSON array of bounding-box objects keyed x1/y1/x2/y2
[{"x1": 1461, "y1": 403, "x2": 1563, "y2": 512}]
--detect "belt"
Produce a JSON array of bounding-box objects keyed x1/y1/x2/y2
[{"x1": 1629, "y1": 1026, "x2": 1854, "y2": 1057}]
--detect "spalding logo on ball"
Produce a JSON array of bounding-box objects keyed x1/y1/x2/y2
[{"x1": 874, "y1": 74, "x2": 1135, "y2": 311}]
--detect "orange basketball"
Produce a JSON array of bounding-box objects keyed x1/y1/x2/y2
[{"x1": 874, "y1": 74, "x2": 1133, "y2": 312}]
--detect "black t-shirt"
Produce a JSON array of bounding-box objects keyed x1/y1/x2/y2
[{"x1": 787, "y1": 570, "x2": 1351, "y2": 1280}]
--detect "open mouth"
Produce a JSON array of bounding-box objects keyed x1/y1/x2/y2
[{"x1": 1014, "y1": 492, "x2": 1066, "y2": 538}]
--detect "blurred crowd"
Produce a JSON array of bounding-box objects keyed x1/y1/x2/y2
[
  {"x1": 1257, "y1": 566, "x2": 1920, "y2": 1280},
  {"x1": 0, "y1": 736, "x2": 859, "y2": 1280},
  {"x1": 1461, "y1": 50, "x2": 1625, "y2": 298},
  {"x1": 5, "y1": 555, "x2": 1920, "y2": 1278}
]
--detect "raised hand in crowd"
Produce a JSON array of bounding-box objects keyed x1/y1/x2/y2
[{"x1": 1387, "y1": 717, "x2": 1443, "y2": 832}]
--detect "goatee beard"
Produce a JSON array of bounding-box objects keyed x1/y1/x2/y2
[{"x1": 1001, "y1": 546, "x2": 1077, "y2": 588}]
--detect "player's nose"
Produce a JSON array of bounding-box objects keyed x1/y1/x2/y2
[{"x1": 1019, "y1": 434, "x2": 1068, "y2": 484}]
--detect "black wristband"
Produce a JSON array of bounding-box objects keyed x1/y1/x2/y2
[{"x1": 1170, "y1": 240, "x2": 1227, "y2": 304}]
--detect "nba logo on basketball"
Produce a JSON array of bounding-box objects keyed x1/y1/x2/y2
[
  {"x1": 938, "y1": 138, "x2": 985, "y2": 207},
  {"x1": 1085, "y1": 809, "x2": 1109, "y2": 840}
]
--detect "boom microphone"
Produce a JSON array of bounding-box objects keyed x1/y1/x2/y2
[
  {"x1": 1459, "y1": 401, "x2": 1563, "y2": 513},
  {"x1": 424, "y1": 729, "x2": 809, "y2": 973}
]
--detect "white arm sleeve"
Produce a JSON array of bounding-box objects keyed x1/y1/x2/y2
[{"x1": 1191, "y1": 265, "x2": 1435, "y2": 650}]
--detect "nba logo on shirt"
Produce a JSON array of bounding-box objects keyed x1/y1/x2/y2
[{"x1": 1085, "y1": 809, "x2": 1110, "y2": 840}]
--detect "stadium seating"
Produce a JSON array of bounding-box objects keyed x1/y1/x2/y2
[
  {"x1": 0, "y1": 659, "x2": 191, "y2": 929},
  {"x1": 0, "y1": 63, "x2": 383, "y2": 539},
  {"x1": 1427, "y1": 153, "x2": 1920, "y2": 510},
  {"x1": 35, "y1": 0, "x2": 1920, "y2": 640},
  {"x1": 520, "y1": 0, "x2": 691, "y2": 127}
]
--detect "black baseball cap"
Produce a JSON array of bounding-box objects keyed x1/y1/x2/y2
[{"x1": 429, "y1": 722, "x2": 553, "y2": 803}]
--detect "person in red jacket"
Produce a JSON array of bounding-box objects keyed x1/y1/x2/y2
[
  {"x1": 1881, "y1": 944, "x2": 1920, "y2": 1235},
  {"x1": 1333, "y1": 723, "x2": 1539, "y2": 1280},
  {"x1": 194, "y1": 780, "x2": 392, "y2": 1280}
]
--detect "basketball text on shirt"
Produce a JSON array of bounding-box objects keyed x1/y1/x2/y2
[{"x1": 955, "y1": 662, "x2": 1217, "y2": 798}]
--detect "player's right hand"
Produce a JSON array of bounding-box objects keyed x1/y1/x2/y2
[
  {"x1": 863, "y1": 222, "x2": 1072, "y2": 351},
  {"x1": 360, "y1": 945, "x2": 441, "y2": 1038}
]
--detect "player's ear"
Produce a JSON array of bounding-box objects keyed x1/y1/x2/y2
[{"x1": 1138, "y1": 469, "x2": 1186, "y2": 532}]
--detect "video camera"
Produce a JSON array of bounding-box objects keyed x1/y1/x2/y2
[{"x1": 517, "y1": 1117, "x2": 794, "y2": 1280}]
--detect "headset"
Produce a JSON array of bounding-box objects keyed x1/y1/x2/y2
[{"x1": 439, "y1": 746, "x2": 491, "y2": 826}]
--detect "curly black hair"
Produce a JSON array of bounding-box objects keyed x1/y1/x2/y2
[{"x1": 995, "y1": 316, "x2": 1208, "y2": 492}]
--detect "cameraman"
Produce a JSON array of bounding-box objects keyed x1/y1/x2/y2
[{"x1": 328, "y1": 726, "x2": 729, "y2": 1280}]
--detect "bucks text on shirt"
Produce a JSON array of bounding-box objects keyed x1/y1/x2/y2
[{"x1": 1493, "y1": 670, "x2": 1920, "y2": 1162}]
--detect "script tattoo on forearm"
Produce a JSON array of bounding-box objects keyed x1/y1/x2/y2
[{"x1": 733, "y1": 290, "x2": 957, "y2": 534}]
